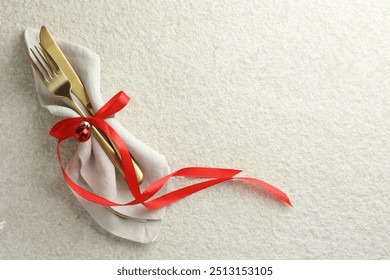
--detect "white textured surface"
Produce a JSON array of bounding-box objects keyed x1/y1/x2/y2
[{"x1": 0, "y1": 0, "x2": 389, "y2": 259}]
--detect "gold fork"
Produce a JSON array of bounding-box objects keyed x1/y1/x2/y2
[{"x1": 28, "y1": 45, "x2": 143, "y2": 183}]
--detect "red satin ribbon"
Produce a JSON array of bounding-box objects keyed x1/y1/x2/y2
[{"x1": 50, "y1": 91, "x2": 292, "y2": 209}]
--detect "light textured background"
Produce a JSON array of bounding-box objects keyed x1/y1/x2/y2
[{"x1": 1, "y1": 0, "x2": 389, "y2": 259}]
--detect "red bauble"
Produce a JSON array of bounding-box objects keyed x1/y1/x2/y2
[{"x1": 74, "y1": 123, "x2": 91, "y2": 142}]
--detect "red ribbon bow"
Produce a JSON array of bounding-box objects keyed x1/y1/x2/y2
[{"x1": 50, "y1": 91, "x2": 292, "y2": 209}]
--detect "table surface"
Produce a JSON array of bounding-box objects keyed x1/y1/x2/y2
[{"x1": 1, "y1": 0, "x2": 389, "y2": 259}]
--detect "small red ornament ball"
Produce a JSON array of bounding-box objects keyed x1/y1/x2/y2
[{"x1": 74, "y1": 121, "x2": 91, "y2": 142}]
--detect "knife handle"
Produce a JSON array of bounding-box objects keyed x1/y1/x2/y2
[
  {"x1": 71, "y1": 100, "x2": 143, "y2": 183},
  {"x1": 90, "y1": 126, "x2": 143, "y2": 183}
]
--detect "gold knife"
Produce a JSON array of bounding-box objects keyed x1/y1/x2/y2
[{"x1": 39, "y1": 26, "x2": 143, "y2": 183}]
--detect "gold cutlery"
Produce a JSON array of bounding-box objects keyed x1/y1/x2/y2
[
  {"x1": 39, "y1": 26, "x2": 95, "y2": 114},
  {"x1": 28, "y1": 45, "x2": 138, "y2": 183},
  {"x1": 38, "y1": 26, "x2": 143, "y2": 184}
]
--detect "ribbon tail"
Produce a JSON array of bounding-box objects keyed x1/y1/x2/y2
[
  {"x1": 236, "y1": 177, "x2": 292, "y2": 206},
  {"x1": 133, "y1": 167, "x2": 242, "y2": 204},
  {"x1": 142, "y1": 177, "x2": 234, "y2": 209}
]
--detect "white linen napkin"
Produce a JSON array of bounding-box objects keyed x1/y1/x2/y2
[{"x1": 24, "y1": 27, "x2": 170, "y2": 243}]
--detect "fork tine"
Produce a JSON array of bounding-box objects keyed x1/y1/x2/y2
[
  {"x1": 28, "y1": 49, "x2": 46, "y2": 82},
  {"x1": 39, "y1": 43, "x2": 60, "y2": 74},
  {"x1": 30, "y1": 47, "x2": 52, "y2": 80},
  {"x1": 34, "y1": 46, "x2": 56, "y2": 78}
]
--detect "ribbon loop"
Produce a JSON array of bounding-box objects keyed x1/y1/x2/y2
[
  {"x1": 50, "y1": 91, "x2": 292, "y2": 209},
  {"x1": 95, "y1": 90, "x2": 130, "y2": 119}
]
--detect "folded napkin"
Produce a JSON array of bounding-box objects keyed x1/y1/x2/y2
[{"x1": 24, "y1": 28, "x2": 170, "y2": 243}]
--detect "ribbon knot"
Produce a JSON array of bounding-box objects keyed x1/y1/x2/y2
[
  {"x1": 50, "y1": 91, "x2": 130, "y2": 141},
  {"x1": 50, "y1": 91, "x2": 292, "y2": 209}
]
